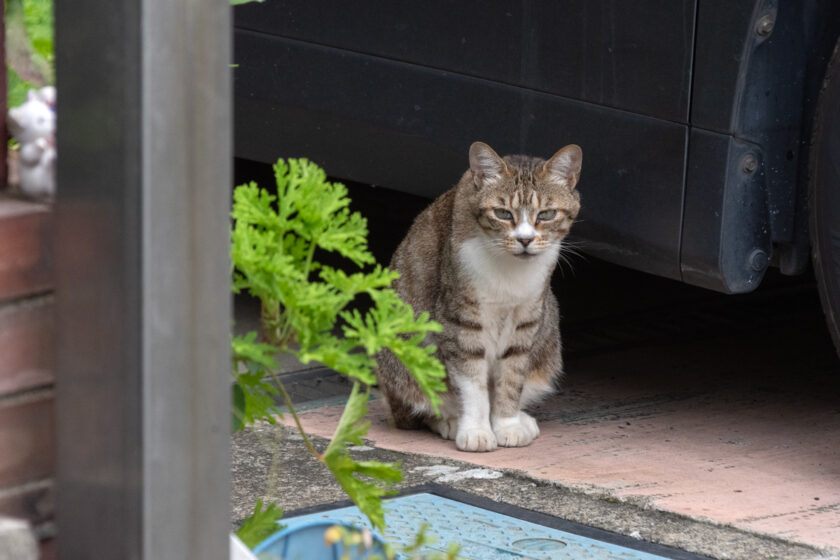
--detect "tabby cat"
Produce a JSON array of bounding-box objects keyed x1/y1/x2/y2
[{"x1": 377, "y1": 142, "x2": 582, "y2": 452}]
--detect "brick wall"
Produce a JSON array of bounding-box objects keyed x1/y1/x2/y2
[{"x1": 0, "y1": 196, "x2": 55, "y2": 559}]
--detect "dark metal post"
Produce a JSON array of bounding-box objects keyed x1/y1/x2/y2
[{"x1": 55, "y1": 0, "x2": 232, "y2": 558}]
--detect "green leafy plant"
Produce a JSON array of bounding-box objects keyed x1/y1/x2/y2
[
  {"x1": 231, "y1": 332, "x2": 282, "y2": 432},
  {"x1": 6, "y1": 0, "x2": 53, "y2": 107},
  {"x1": 236, "y1": 499, "x2": 285, "y2": 549},
  {"x1": 231, "y1": 158, "x2": 447, "y2": 539}
]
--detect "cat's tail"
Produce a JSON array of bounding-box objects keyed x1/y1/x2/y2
[
  {"x1": 380, "y1": 386, "x2": 428, "y2": 430},
  {"x1": 375, "y1": 348, "x2": 430, "y2": 430}
]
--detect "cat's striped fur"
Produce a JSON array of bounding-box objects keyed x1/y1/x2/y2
[{"x1": 377, "y1": 142, "x2": 582, "y2": 452}]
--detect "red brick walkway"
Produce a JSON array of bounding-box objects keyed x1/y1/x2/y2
[{"x1": 288, "y1": 324, "x2": 840, "y2": 550}]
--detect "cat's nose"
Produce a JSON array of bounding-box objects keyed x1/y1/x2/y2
[{"x1": 518, "y1": 237, "x2": 533, "y2": 247}]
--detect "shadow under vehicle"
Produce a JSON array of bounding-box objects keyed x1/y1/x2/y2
[{"x1": 232, "y1": 1, "x2": 840, "y2": 355}]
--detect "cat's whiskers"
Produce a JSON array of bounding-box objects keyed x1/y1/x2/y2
[
  {"x1": 558, "y1": 240, "x2": 585, "y2": 256},
  {"x1": 555, "y1": 250, "x2": 577, "y2": 278},
  {"x1": 477, "y1": 234, "x2": 509, "y2": 256},
  {"x1": 485, "y1": 234, "x2": 536, "y2": 259},
  {"x1": 558, "y1": 239, "x2": 590, "y2": 260},
  {"x1": 554, "y1": 240, "x2": 587, "y2": 277}
]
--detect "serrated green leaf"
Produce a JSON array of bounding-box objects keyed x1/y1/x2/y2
[
  {"x1": 272, "y1": 158, "x2": 376, "y2": 266},
  {"x1": 231, "y1": 332, "x2": 282, "y2": 430},
  {"x1": 319, "y1": 265, "x2": 399, "y2": 297},
  {"x1": 342, "y1": 289, "x2": 447, "y2": 411},
  {"x1": 296, "y1": 335, "x2": 377, "y2": 385},
  {"x1": 322, "y1": 383, "x2": 402, "y2": 531},
  {"x1": 232, "y1": 370, "x2": 281, "y2": 430},
  {"x1": 236, "y1": 499, "x2": 284, "y2": 549},
  {"x1": 232, "y1": 181, "x2": 277, "y2": 227},
  {"x1": 232, "y1": 332, "x2": 280, "y2": 372}
]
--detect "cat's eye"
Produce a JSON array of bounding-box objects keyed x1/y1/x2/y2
[
  {"x1": 494, "y1": 208, "x2": 514, "y2": 220},
  {"x1": 537, "y1": 209, "x2": 558, "y2": 221}
]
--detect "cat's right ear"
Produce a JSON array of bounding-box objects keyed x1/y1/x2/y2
[{"x1": 469, "y1": 142, "x2": 508, "y2": 189}]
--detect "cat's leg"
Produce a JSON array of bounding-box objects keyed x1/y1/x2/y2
[
  {"x1": 424, "y1": 390, "x2": 459, "y2": 439},
  {"x1": 426, "y1": 414, "x2": 458, "y2": 440},
  {"x1": 450, "y1": 359, "x2": 497, "y2": 452},
  {"x1": 454, "y1": 376, "x2": 497, "y2": 451},
  {"x1": 493, "y1": 411, "x2": 540, "y2": 447},
  {"x1": 491, "y1": 352, "x2": 540, "y2": 447},
  {"x1": 493, "y1": 333, "x2": 562, "y2": 446}
]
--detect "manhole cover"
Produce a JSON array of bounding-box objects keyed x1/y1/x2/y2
[{"x1": 265, "y1": 490, "x2": 709, "y2": 560}]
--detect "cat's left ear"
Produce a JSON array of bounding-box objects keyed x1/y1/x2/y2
[{"x1": 540, "y1": 144, "x2": 582, "y2": 190}]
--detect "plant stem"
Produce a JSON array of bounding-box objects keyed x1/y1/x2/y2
[
  {"x1": 270, "y1": 372, "x2": 322, "y2": 461},
  {"x1": 302, "y1": 239, "x2": 317, "y2": 279},
  {"x1": 260, "y1": 299, "x2": 283, "y2": 345},
  {"x1": 278, "y1": 311, "x2": 294, "y2": 348},
  {"x1": 278, "y1": 240, "x2": 317, "y2": 344},
  {"x1": 265, "y1": 420, "x2": 284, "y2": 502}
]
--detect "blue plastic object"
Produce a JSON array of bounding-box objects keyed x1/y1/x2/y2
[
  {"x1": 260, "y1": 493, "x2": 678, "y2": 559},
  {"x1": 253, "y1": 519, "x2": 388, "y2": 560}
]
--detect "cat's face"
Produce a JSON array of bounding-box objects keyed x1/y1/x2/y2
[{"x1": 467, "y1": 142, "x2": 582, "y2": 259}]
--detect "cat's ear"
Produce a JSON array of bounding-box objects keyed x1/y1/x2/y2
[
  {"x1": 540, "y1": 144, "x2": 582, "y2": 189},
  {"x1": 469, "y1": 142, "x2": 508, "y2": 189}
]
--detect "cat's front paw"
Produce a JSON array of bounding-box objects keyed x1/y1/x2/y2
[
  {"x1": 427, "y1": 416, "x2": 458, "y2": 440},
  {"x1": 455, "y1": 425, "x2": 498, "y2": 452},
  {"x1": 492, "y1": 413, "x2": 540, "y2": 447}
]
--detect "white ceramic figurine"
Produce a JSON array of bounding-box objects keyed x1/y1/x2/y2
[{"x1": 7, "y1": 86, "x2": 56, "y2": 199}]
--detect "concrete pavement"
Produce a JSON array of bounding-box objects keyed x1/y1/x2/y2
[{"x1": 231, "y1": 316, "x2": 840, "y2": 560}]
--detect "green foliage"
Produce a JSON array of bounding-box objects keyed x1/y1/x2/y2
[
  {"x1": 342, "y1": 289, "x2": 446, "y2": 414},
  {"x1": 322, "y1": 384, "x2": 402, "y2": 531},
  {"x1": 232, "y1": 331, "x2": 281, "y2": 372},
  {"x1": 230, "y1": 157, "x2": 447, "y2": 544},
  {"x1": 6, "y1": 0, "x2": 53, "y2": 106},
  {"x1": 231, "y1": 158, "x2": 446, "y2": 404},
  {"x1": 22, "y1": 0, "x2": 53, "y2": 63},
  {"x1": 236, "y1": 499, "x2": 284, "y2": 549},
  {"x1": 231, "y1": 369, "x2": 280, "y2": 432},
  {"x1": 231, "y1": 333, "x2": 282, "y2": 432},
  {"x1": 7, "y1": 68, "x2": 32, "y2": 109}
]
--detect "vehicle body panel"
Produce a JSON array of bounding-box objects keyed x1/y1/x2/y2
[{"x1": 233, "y1": 0, "x2": 840, "y2": 293}]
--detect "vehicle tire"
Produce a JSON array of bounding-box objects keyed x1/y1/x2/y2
[{"x1": 810, "y1": 39, "x2": 840, "y2": 358}]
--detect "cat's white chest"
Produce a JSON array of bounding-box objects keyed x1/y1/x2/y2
[
  {"x1": 458, "y1": 237, "x2": 557, "y2": 360},
  {"x1": 457, "y1": 237, "x2": 557, "y2": 303}
]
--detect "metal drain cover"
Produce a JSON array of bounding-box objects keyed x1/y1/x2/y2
[{"x1": 272, "y1": 492, "x2": 704, "y2": 560}]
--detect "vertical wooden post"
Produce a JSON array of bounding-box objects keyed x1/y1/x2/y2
[{"x1": 55, "y1": 0, "x2": 232, "y2": 558}]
